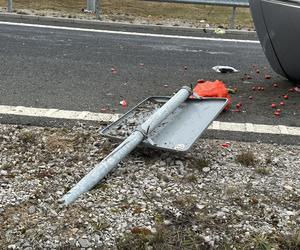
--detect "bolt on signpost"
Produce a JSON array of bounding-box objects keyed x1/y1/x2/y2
[
  {"x1": 60, "y1": 86, "x2": 228, "y2": 205},
  {"x1": 7, "y1": 0, "x2": 13, "y2": 13}
]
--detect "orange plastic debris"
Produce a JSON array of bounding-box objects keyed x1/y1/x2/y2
[{"x1": 193, "y1": 80, "x2": 231, "y2": 110}]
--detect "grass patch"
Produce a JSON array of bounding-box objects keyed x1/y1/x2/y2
[
  {"x1": 277, "y1": 231, "x2": 300, "y2": 250},
  {"x1": 224, "y1": 185, "x2": 238, "y2": 196},
  {"x1": 183, "y1": 173, "x2": 198, "y2": 183},
  {"x1": 236, "y1": 151, "x2": 255, "y2": 166},
  {"x1": 116, "y1": 224, "x2": 209, "y2": 250},
  {"x1": 0, "y1": 0, "x2": 254, "y2": 29},
  {"x1": 92, "y1": 219, "x2": 110, "y2": 232},
  {"x1": 255, "y1": 167, "x2": 271, "y2": 175},
  {"x1": 253, "y1": 234, "x2": 273, "y2": 250},
  {"x1": 0, "y1": 163, "x2": 13, "y2": 170},
  {"x1": 173, "y1": 195, "x2": 197, "y2": 208},
  {"x1": 187, "y1": 157, "x2": 210, "y2": 170},
  {"x1": 19, "y1": 131, "x2": 37, "y2": 144},
  {"x1": 93, "y1": 183, "x2": 110, "y2": 191}
]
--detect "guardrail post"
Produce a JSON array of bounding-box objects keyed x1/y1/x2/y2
[
  {"x1": 95, "y1": 0, "x2": 100, "y2": 20},
  {"x1": 7, "y1": 0, "x2": 13, "y2": 13},
  {"x1": 87, "y1": 0, "x2": 96, "y2": 12},
  {"x1": 229, "y1": 6, "x2": 237, "y2": 29}
]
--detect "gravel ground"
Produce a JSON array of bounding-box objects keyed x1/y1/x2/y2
[{"x1": 1, "y1": 123, "x2": 300, "y2": 249}]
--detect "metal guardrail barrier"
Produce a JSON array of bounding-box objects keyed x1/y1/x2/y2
[
  {"x1": 146, "y1": 0, "x2": 249, "y2": 7},
  {"x1": 145, "y1": 0, "x2": 250, "y2": 28}
]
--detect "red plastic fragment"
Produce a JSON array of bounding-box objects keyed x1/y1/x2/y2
[
  {"x1": 265, "y1": 74, "x2": 271, "y2": 79},
  {"x1": 274, "y1": 111, "x2": 280, "y2": 117},
  {"x1": 120, "y1": 99, "x2": 127, "y2": 107}
]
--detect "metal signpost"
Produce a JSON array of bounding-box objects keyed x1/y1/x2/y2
[{"x1": 60, "y1": 86, "x2": 228, "y2": 205}]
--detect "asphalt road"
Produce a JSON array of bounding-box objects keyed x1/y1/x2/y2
[{"x1": 0, "y1": 19, "x2": 299, "y2": 144}]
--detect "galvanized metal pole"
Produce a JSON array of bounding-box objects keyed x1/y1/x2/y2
[
  {"x1": 95, "y1": 0, "x2": 100, "y2": 20},
  {"x1": 87, "y1": 0, "x2": 96, "y2": 12},
  {"x1": 60, "y1": 86, "x2": 191, "y2": 205},
  {"x1": 229, "y1": 6, "x2": 237, "y2": 29},
  {"x1": 7, "y1": 0, "x2": 13, "y2": 13}
]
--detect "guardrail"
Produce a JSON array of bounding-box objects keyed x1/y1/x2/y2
[
  {"x1": 145, "y1": 0, "x2": 250, "y2": 28},
  {"x1": 4, "y1": 0, "x2": 249, "y2": 28},
  {"x1": 146, "y1": 0, "x2": 249, "y2": 7}
]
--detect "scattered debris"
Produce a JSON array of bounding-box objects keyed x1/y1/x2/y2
[
  {"x1": 294, "y1": 86, "x2": 300, "y2": 93},
  {"x1": 221, "y1": 143, "x2": 230, "y2": 148},
  {"x1": 212, "y1": 66, "x2": 239, "y2": 73},
  {"x1": 111, "y1": 67, "x2": 117, "y2": 74},
  {"x1": 193, "y1": 80, "x2": 231, "y2": 110},
  {"x1": 236, "y1": 103, "x2": 242, "y2": 109},
  {"x1": 214, "y1": 28, "x2": 226, "y2": 34},
  {"x1": 197, "y1": 79, "x2": 205, "y2": 84},
  {"x1": 274, "y1": 111, "x2": 281, "y2": 117},
  {"x1": 265, "y1": 74, "x2": 272, "y2": 79},
  {"x1": 120, "y1": 99, "x2": 127, "y2": 107}
]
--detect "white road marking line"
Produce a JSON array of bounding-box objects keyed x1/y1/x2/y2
[
  {"x1": 0, "y1": 105, "x2": 299, "y2": 136},
  {"x1": 0, "y1": 21, "x2": 260, "y2": 44}
]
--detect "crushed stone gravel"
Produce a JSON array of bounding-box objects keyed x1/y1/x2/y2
[{"x1": 0, "y1": 124, "x2": 299, "y2": 249}]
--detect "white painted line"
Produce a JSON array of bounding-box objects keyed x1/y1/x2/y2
[
  {"x1": 0, "y1": 105, "x2": 299, "y2": 136},
  {"x1": 245, "y1": 123, "x2": 255, "y2": 133},
  {"x1": 0, "y1": 105, "x2": 119, "y2": 123},
  {"x1": 0, "y1": 21, "x2": 260, "y2": 44}
]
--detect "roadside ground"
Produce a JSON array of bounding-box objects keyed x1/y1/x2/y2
[
  {"x1": 1, "y1": 124, "x2": 299, "y2": 249},
  {"x1": 0, "y1": 0, "x2": 254, "y2": 30}
]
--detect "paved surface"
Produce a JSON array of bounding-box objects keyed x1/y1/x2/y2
[{"x1": 0, "y1": 20, "x2": 299, "y2": 144}]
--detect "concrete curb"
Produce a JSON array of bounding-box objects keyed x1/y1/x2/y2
[{"x1": 0, "y1": 12, "x2": 257, "y2": 37}]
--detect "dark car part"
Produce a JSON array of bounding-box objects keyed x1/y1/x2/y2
[{"x1": 249, "y1": 0, "x2": 300, "y2": 82}]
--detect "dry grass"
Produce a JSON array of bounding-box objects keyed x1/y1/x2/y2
[
  {"x1": 19, "y1": 131, "x2": 37, "y2": 144},
  {"x1": 0, "y1": 0, "x2": 254, "y2": 29},
  {"x1": 236, "y1": 151, "x2": 256, "y2": 166}
]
